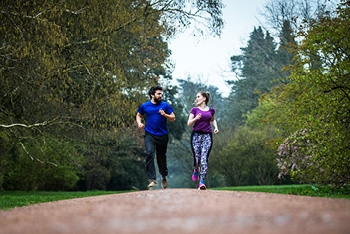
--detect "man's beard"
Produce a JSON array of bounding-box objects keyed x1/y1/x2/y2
[{"x1": 154, "y1": 97, "x2": 162, "y2": 103}]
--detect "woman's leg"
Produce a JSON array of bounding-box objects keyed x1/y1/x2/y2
[
  {"x1": 199, "y1": 133, "x2": 213, "y2": 182},
  {"x1": 191, "y1": 132, "x2": 201, "y2": 168}
]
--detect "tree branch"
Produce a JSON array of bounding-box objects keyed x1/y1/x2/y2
[
  {"x1": 0, "y1": 121, "x2": 49, "y2": 128},
  {"x1": 19, "y1": 142, "x2": 58, "y2": 166}
]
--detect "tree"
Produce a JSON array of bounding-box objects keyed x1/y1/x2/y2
[
  {"x1": 276, "y1": 20, "x2": 297, "y2": 82},
  {"x1": 227, "y1": 26, "x2": 279, "y2": 125},
  {"x1": 151, "y1": 0, "x2": 224, "y2": 37},
  {"x1": 3, "y1": 139, "x2": 83, "y2": 191},
  {"x1": 0, "y1": 0, "x2": 224, "y2": 190},
  {"x1": 212, "y1": 124, "x2": 280, "y2": 186},
  {"x1": 272, "y1": 0, "x2": 350, "y2": 187},
  {"x1": 0, "y1": 0, "x2": 168, "y2": 190},
  {"x1": 260, "y1": 0, "x2": 339, "y2": 37}
]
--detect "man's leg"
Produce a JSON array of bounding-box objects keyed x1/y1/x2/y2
[
  {"x1": 155, "y1": 134, "x2": 169, "y2": 178},
  {"x1": 144, "y1": 134, "x2": 156, "y2": 181}
]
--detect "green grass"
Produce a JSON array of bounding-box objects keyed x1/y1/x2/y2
[
  {"x1": 1, "y1": 185, "x2": 349, "y2": 210},
  {"x1": 0, "y1": 190, "x2": 129, "y2": 210},
  {"x1": 213, "y1": 184, "x2": 350, "y2": 199}
]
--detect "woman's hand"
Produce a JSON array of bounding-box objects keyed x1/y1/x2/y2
[
  {"x1": 195, "y1": 113, "x2": 202, "y2": 120},
  {"x1": 214, "y1": 128, "x2": 219, "y2": 134}
]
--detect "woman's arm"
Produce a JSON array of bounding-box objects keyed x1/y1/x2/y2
[
  {"x1": 210, "y1": 116, "x2": 219, "y2": 134},
  {"x1": 187, "y1": 113, "x2": 202, "y2": 126}
]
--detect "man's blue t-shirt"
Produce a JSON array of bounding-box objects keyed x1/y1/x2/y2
[{"x1": 137, "y1": 101, "x2": 174, "y2": 136}]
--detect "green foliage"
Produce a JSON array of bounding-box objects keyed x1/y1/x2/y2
[
  {"x1": 0, "y1": 132, "x2": 12, "y2": 190},
  {"x1": 276, "y1": 20, "x2": 297, "y2": 81},
  {"x1": 162, "y1": 85, "x2": 187, "y2": 141},
  {"x1": 76, "y1": 128, "x2": 146, "y2": 191},
  {"x1": 0, "y1": 0, "x2": 224, "y2": 191},
  {"x1": 107, "y1": 156, "x2": 146, "y2": 190},
  {"x1": 0, "y1": 0, "x2": 170, "y2": 191},
  {"x1": 223, "y1": 1, "x2": 348, "y2": 189},
  {"x1": 219, "y1": 18, "x2": 298, "y2": 190},
  {"x1": 3, "y1": 139, "x2": 83, "y2": 191},
  {"x1": 228, "y1": 26, "x2": 282, "y2": 125},
  {"x1": 271, "y1": 1, "x2": 350, "y2": 187},
  {"x1": 212, "y1": 125, "x2": 280, "y2": 186}
]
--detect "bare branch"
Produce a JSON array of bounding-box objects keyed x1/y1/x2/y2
[
  {"x1": 19, "y1": 142, "x2": 34, "y2": 161},
  {"x1": 0, "y1": 121, "x2": 49, "y2": 128},
  {"x1": 19, "y1": 142, "x2": 58, "y2": 166},
  {"x1": 65, "y1": 7, "x2": 90, "y2": 15}
]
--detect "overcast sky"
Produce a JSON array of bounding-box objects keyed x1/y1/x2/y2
[{"x1": 168, "y1": 0, "x2": 265, "y2": 97}]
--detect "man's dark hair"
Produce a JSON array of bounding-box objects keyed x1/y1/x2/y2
[{"x1": 148, "y1": 85, "x2": 163, "y2": 99}]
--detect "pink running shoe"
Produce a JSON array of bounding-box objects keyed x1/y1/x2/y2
[
  {"x1": 192, "y1": 169, "x2": 199, "y2": 181},
  {"x1": 198, "y1": 180, "x2": 206, "y2": 190}
]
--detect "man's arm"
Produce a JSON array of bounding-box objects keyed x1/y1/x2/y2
[
  {"x1": 136, "y1": 113, "x2": 145, "y2": 129},
  {"x1": 159, "y1": 109, "x2": 176, "y2": 122},
  {"x1": 165, "y1": 112, "x2": 176, "y2": 122}
]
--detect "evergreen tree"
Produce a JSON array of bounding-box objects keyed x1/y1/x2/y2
[
  {"x1": 276, "y1": 20, "x2": 297, "y2": 82},
  {"x1": 227, "y1": 26, "x2": 279, "y2": 124}
]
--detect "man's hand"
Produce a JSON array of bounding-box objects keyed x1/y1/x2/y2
[{"x1": 159, "y1": 109, "x2": 166, "y2": 116}]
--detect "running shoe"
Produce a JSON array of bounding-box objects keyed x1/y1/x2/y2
[
  {"x1": 192, "y1": 169, "x2": 199, "y2": 181},
  {"x1": 161, "y1": 178, "x2": 168, "y2": 189},
  {"x1": 198, "y1": 180, "x2": 206, "y2": 190},
  {"x1": 148, "y1": 180, "x2": 157, "y2": 188}
]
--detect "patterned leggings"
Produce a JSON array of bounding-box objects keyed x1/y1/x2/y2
[{"x1": 190, "y1": 132, "x2": 213, "y2": 182}]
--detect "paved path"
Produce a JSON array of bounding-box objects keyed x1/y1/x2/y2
[{"x1": 1, "y1": 189, "x2": 350, "y2": 234}]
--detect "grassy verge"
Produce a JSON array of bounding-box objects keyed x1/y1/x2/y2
[
  {"x1": 1, "y1": 185, "x2": 349, "y2": 210},
  {"x1": 0, "y1": 190, "x2": 129, "y2": 210},
  {"x1": 213, "y1": 184, "x2": 350, "y2": 199}
]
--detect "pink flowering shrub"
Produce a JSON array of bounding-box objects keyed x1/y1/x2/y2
[
  {"x1": 277, "y1": 127, "x2": 349, "y2": 188},
  {"x1": 277, "y1": 129, "x2": 315, "y2": 183}
]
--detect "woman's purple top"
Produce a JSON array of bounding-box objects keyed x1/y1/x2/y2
[{"x1": 190, "y1": 107, "x2": 215, "y2": 133}]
